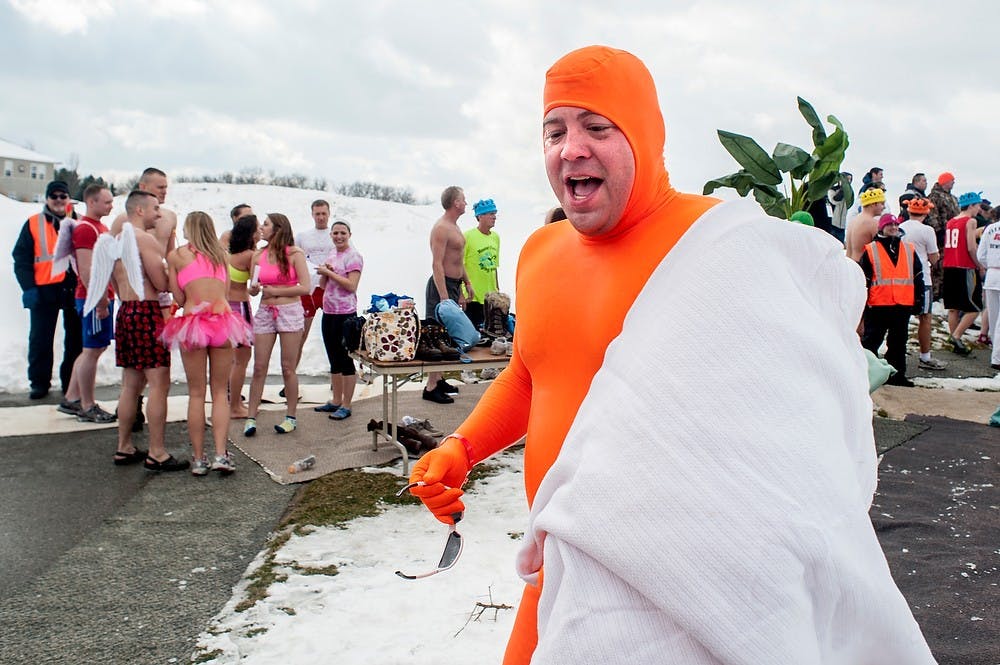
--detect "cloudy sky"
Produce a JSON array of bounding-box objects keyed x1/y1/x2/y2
[{"x1": 2, "y1": 0, "x2": 997, "y2": 213}]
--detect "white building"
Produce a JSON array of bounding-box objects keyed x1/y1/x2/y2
[{"x1": 0, "y1": 138, "x2": 60, "y2": 202}]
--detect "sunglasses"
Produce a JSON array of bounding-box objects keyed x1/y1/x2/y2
[
  {"x1": 394, "y1": 481, "x2": 464, "y2": 580},
  {"x1": 48, "y1": 193, "x2": 69, "y2": 200}
]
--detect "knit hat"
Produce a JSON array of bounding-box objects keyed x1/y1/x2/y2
[
  {"x1": 937, "y1": 172, "x2": 955, "y2": 186},
  {"x1": 789, "y1": 210, "x2": 814, "y2": 226},
  {"x1": 859, "y1": 188, "x2": 885, "y2": 206},
  {"x1": 473, "y1": 199, "x2": 497, "y2": 216},
  {"x1": 904, "y1": 198, "x2": 934, "y2": 215},
  {"x1": 878, "y1": 213, "x2": 899, "y2": 231},
  {"x1": 45, "y1": 180, "x2": 70, "y2": 198},
  {"x1": 958, "y1": 191, "x2": 982, "y2": 207}
]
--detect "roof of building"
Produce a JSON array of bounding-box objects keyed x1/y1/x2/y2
[{"x1": 0, "y1": 137, "x2": 58, "y2": 164}]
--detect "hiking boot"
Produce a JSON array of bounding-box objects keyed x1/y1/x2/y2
[
  {"x1": 211, "y1": 453, "x2": 236, "y2": 475},
  {"x1": 403, "y1": 416, "x2": 444, "y2": 439},
  {"x1": 436, "y1": 379, "x2": 459, "y2": 395},
  {"x1": 57, "y1": 399, "x2": 82, "y2": 416},
  {"x1": 191, "y1": 456, "x2": 210, "y2": 477},
  {"x1": 415, "y1": 332, "x2": 443, "y2": 361},
  {"x1": 77, "y1": 404, "x2": 117, "y2": 423},
  {"x1": 918, "y1": 357, "x2": 947, "y2": 370},
  {"x1": 422, "y1": 386, "x2": 454, "y2": 404},
  {"x1": 949, "y1": 336, "x2": 971, "y2": 355}
]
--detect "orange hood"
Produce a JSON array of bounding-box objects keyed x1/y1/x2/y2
[{"x1": 544, "y1": 45, "x2": 675, "y2": 239}]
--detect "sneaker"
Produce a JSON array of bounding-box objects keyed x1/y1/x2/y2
[
  {"x1": 77, "y1": 404, "x2": 117, "y2": 424},
  {"x1": 480, "y1": 367, "x2": 501, "y2": 380},
  {"x1": 243, "y1": 418, "x2": 257, "y2": 437},
  {"x1": 211, "y1": 453, "x2": 236, "y2": 475},
  {"x1": 313, "y1": 402, "x2": 341, "y2": 413},
  {"x1": 490, "y1": 338, "x2": 507, "y2": 355},
  {"x1": 274, "y1": 416, "x2": 297, "y2": 434},
  {"x1": 191, "y1": 456, "x2": 210, "y2": 477},
  {"x1": 436, "y1": 379, "x2": 459, "y2": 395},
  {"x1": 950, "y1": 336, "x2": 971, "y2": 355},
  {"x1": 422, "y1": 387, "x2": 454, "y2": 404},
  {"x1": 328, "y1": 406, "x2": 352, "y2": 420},
  {"x1": 57, "y1": 399, "x2": 82, "y2": 416},
  {"x1": 459, "y1": 370, "x2": 480, "y2": 384},
  {"x1": 918, "y1": 357, "x2": 947, "y2": 370}
]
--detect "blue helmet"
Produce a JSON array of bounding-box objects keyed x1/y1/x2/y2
[
  {"x1": 473, "y1": 199, "x2": 497, "y2": 216},
  {"x1": 958, "y1": 191, "x2": 983, "y2": 207}
]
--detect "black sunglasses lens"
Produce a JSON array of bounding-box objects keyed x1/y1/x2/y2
[{"x1": 437, "y1": 530, "x2": 462, "y2": 568}]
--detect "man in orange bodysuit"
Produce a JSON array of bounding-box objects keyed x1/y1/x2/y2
[{"x1": 410, "y1": 46, "x2": 935, "y2": 664}]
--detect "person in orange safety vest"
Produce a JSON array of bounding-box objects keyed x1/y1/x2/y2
[
  {"x1": 12, "y1": 180, "x2": 82, "y2": 400},
  {"x1": 858, "y1": 213, "x2": 924, "y2": 387}
]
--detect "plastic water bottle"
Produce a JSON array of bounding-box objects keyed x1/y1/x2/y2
[{"x1": 287, "y1": 455, "x2": 316, "y2": 474}]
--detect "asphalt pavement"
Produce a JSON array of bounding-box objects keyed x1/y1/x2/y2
[{"x1": 0, "y1": 387, "x2": 299, "y2": 664}]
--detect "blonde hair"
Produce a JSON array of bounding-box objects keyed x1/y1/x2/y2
[{"x1": 183, "y1": 211, "x2": 226, "y2": 268}]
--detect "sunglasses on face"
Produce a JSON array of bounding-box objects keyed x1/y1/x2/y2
[
  {"x1": 48, "y1": 193, "x2": 69, "y2": 200},
  {"x1": 394, "y1": 481, "x2": 464, "y2": 580}
]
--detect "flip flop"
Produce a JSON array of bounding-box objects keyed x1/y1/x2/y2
[{"x1": 113, "y1": 449, "x2": 147, "y2": 466}]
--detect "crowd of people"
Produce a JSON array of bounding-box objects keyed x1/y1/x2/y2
[
  {"x1": 12, "y1": 171, "x2": 376, "y2": 474},
  {"x1": 836, "y1": 169, "x2": 1000, "y2": 383}
]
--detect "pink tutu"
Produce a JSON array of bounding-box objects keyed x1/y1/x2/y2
[{"x1": 161, "y1": 301, "x2": 253, "y2": 351}]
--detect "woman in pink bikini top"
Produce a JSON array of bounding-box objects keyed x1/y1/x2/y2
[{"x1": 162, "y1": 211, "x2": 253, "y2": 476}]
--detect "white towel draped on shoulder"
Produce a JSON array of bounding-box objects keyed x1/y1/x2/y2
[{"x1": 516, "y1": 200, "x2": 936, "y2": 664}]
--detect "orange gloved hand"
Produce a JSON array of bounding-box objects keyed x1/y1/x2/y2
[{"x1": 408, "y1": 436, "x2": 473, "y2": 525}]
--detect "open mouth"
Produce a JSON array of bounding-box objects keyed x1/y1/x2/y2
[{"x1": 567, "y1": 176, "x2": 602, "y2": 200}]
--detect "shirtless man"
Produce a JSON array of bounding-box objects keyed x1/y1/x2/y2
[
  {"x1": 112, "y1": 168, "x2": 177, "y2": 254},
  {"x1": 845, "y1": 187, "x2": 887, "y2": 261},
  {"x1": 111, "y1": 168, "x2": 179, "y2": 427},
  {"x1": 423, "y1": 186, "x2": 473, "y2": 404},
  {"x1": 109, "y1": 190, "x2": 188, "y2": 471}
]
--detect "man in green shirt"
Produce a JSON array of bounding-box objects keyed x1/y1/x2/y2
[{"x1": 463, "y1": 198, "x2": 501, "y2": 330}]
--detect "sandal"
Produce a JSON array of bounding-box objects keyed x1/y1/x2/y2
[
  {"x1": 144, "y1": 454, "x2": 191, "y2": 472},
  {"x1": 113, "y1": 449, "x2": 147, "y2": 466},
  {"x1": 977, "y1": 334, "x2": 991, "y2": 345}
]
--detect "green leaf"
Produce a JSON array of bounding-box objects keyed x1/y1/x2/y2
[
  {"x1": 805, "y1": 171, "x2": 838, "y2": 203},
  {"x1": 772, "y1": 143, "x2": 812, "y2": 174},
  {"x1": 752, "y1": 184, "x2": 788, "y2": 219},
  {"x1": 797, "y1": 97, "x2": 827, "y2": 147},
  {"x1": 703, "y1": 170, "x2": 756, "y2": 197},
  {"x1": 717, "y1": 130, "x2": 782, "y2": 185}
]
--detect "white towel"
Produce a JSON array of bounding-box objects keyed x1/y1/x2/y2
[{"x1": 517, "y1": 200, "x2": 936, "y2": 665}]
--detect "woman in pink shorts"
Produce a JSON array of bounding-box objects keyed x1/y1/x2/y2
[
  {"x1": 245, "y1": 213, "x2": 310, "y2": 436},
  {"x1": 162, "y1": 211, "x2": 253, "y2": 476}
]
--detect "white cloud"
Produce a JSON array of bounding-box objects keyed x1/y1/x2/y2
[{"x1": 8, "y1": 0, "x2": 115, "y2": 34}]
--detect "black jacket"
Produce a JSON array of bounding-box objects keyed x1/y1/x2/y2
[
  {"x1": 857, "y1": 234, "x2": 924, "y2": 312},
  {"x1": 12, "y1": 208, "x2": 77, "y2": 304}
]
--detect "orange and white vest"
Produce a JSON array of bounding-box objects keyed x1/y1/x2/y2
[
  {"x1": 865, "y1": 240, "x2": 915, "y2": 306},
  {"x1": 28, "y1": 212, "x2": 67, "y2": 286}
]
